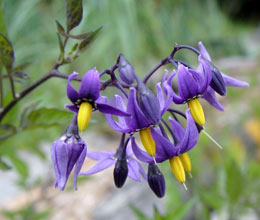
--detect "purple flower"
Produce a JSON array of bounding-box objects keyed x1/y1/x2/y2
[
  {"x1": 198, "y1": 41, "x2": 249, "y2": 111},
  {"x1": 66, "y1": 68, "x2": 130, "y2": 131},
  {"x1": 80, "y1": 142, "x2": 147, "y2": 184},
  {"x1": 51, "y1": 115, "x2": 87, "y2": 190}
]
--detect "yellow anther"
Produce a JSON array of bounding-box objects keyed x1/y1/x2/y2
[
  {"x1": 139, "y1": 128, "x2": 156, "y2": 156},
  {"x1": 169, "y1": 156, "x2": 186, "y2": 183},
  {"x1": 187, "y1": 98, "x2": 205, "y2": 126},
  {"x1": 77, "y1": 102, "x2": 93, "y2": 131},
  {"x1": 179, "y1": 153, "x2": 191, "y2": 174}
]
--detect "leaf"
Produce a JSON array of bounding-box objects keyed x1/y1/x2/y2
[
  {"x1": 130, "y1": 204, "x2": 150, "y2": 220},
  {"x1": 0, "y1": 157, "x2": 11, "y2": 170},
  {"x1": 28, "y1": 108, "x2": 72, "y2": 127},
  {"x1": 8, "y1": 154, "x2": 29, "y2": 181},
  {"x1": 77, "y1": 26, "x2": 102, "y2": 54},
  {"x1": 0, "y1": 123, "x2": 16, "y2": 139},
  {"x1": 0, "y1": 32, "x2": 15, "y2": 72},
  {"x1": 67, "y1": 32, "x2": 95, "y2": 40},
  {"x1": 0, "y1": 0, "x2": 7, "y2": 36},
  {"x1": 12, "y1": 61, "x2": 32, "y2": 72},
  {"x1": 57, "y1": 33, "x2": 64, "y2": 57},
  {"x1": 55, "y1": 20, "x2": 66, "y2": 36},
  {"x1": 66, "y1": 0, "x2": 83, "y2": 32}
]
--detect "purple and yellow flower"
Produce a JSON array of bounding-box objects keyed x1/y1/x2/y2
[
  {"x1": 51, "y1": 114, "x2": 87, "y2": 190},
  {"x1": 66, "y1": 68, "x2": 130, "y2": 131}
]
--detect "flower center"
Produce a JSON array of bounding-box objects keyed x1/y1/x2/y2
[
  {"x1": 187, "y1": 98, "x2": 205, "y2": 126},
  {"x1": 139, "y1": 127, "x2": 156, "y2": 156},
  {"x1": 77, "y1": 102, "x2": 93, "y2": 131}
]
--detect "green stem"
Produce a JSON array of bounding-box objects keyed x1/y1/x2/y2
[{"x1": 0, "y1": 67, "x2": 3, "y2": 109}]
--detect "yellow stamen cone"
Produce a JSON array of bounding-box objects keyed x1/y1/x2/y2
[
  {"x1": 169, "y1": 156, "x2": 186, "y2": 183},
  {"x1": 77, "y1": 102, "x2": 93, "y2": 131},
  {"x1": 187, "y1": 98, "x2": 205, "y2": 126},
  {"x1": 179, "y1": 153, "x2": 191, "y2": 174},
  {"x1": 139, "y1": 128, "x2": 156, "y2": 156}
]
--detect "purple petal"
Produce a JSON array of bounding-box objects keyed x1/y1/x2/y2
[
  {"x1": 87, "y1": 150, "x2": 114, "y2": 160},
  {"x1": 80, "y1": 158, "x2": 115, "y2": 175},
  {"x1": 105, "y1": 113, "x2": 131, "y2": 133},
  {"x1": 156, "y1": 83, "x2": 165, "y2": 114},
  {"x1": 126, "y1": 88, "x2": 151, "y2": 130},
  {"x1": 79, "y1": 68, "x2": 100, "y2": 100},
  {"x1": 96, "y1": 97, "x2": 130, "y2": 116},
  {"x1": 127, "y1": 158, "x2": 141, "y2": 182},
  {"x1": 161, "y1": 81, "x2": 174, "y2": 115},
  {"x1": 137, "y1": 162, "x2": 147, "y2": 181},
  {"x1": 150, "y1": 127, "x2": 178, "y2": 160},
  {"x1": 67, "y1": 72, "x2": 80, "y2": 104},
  {"x1": 73, "y1": 145, "x2": 87, "y2": 190},
  {"x1": 131, "y1": 137, "x2": 153, "y2": 163},
  {"x1": 198, "y1": 55, "x2": 212, "y2": 93},
  {"x1": 202, "y1": 87, "x2": 224, "y2": 111},
  {"x1": 198, "y1": 41, "x2": 211, "y2": 61},
  {"x1": 168, "y1": 117, "x2": 185, "y2": 142},
  {"x1": 177, "y1": 64, "x2": 199, "y2": 100},
  {"x1": 65, "y1": 104, "x2": 78, "y2": 113},
  {"x1": 178, "y1": 109, "x2": 199, "y2": 153},
  {"x1": 221, "y1": 72, "x2": 249, "y2": 87}
]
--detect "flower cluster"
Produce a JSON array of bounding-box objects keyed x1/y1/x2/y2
[{"x1": 51, "y1": 42, "x2": 249, "y2": 197}]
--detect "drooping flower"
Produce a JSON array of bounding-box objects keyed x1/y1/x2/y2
[
  {"x1": 51, "y1": 114, "x2": 87, "y2": 190},
  {"x1": 167, "y1": 59, "x2": 212, "y2": 126},
  {"x1": 80, "y1": 135, "x2": 147, "y2": 187},
  {"x1": 198, "y1": 41, "x2": 249, "y2": 111},
  {"x1": 132, "y1": 109, "x2": 198, "y2": 185},
  {"x1": 66, "y1": 68, "x2": 130, "y2": 131}
]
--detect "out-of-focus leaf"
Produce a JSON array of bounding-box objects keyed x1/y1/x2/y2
[
  {"x1": 0, "y1": 32, "x2": 14, "y2": 72},
  {"x1": 66, "y1": 0, "x2": 83, "y2": 32},
  {"x1": 19, "y1": 102, "x2": 39, "y2": 129},
  {"x1": 130, "y1": 204, "x2": 150, "y2": 220},
  {"x1": 0, "y1": 0, "x2": 7, "y2": 36},
  {"x1": 12, "y1": 61, "x2": 31, "y2": 72},
  {"x1": 77, "y1": 26, "x2": 102, "y2": 54},
  {"x1": 67, "y1": 32, "x2": 95, "y2": 39},
  {"x1": 57, "y1": 33, "x2": 64, "y2": 57},
  {"x1": 225, "y1": 160, "x2": 244, "y2": 203},
  {"x1": 8, "y1": 154, "x2": 29, "y2": 180},
  {"x1": 12, "y1": 71, "x2": 29, "y2": 79},
  {"x1": 0, "y1": 123, "x2": 16, "y2": 139},
  {"x1": 0, "y1": 157, "x2": 11, "y2": 170},
  {"x1": 199, "y1": 190, "x2": 223, "y2": 210},
  {"x1": 153, "y1": 206, "x2": 163, "y2": 220},
  {"x1": 165, "y1": 199, "x2": 194, "y2": 220},
  {"x1": 28, "y1": 108, "x2": 72, "y2": 127},
  {"x1": 55, "y1": 20, "x2": 66, "y2": 36}
]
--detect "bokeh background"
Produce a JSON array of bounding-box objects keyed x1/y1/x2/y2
[{"x1": 0, "y1": 0, "x2": 260, "y2": 219}]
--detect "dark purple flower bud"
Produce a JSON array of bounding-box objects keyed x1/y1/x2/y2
[
  {"x1": 207, "y1": 61, "x2": 226, "y2": 96},
  {"x1": 51, "y1": 115, "x2": 87, "y2": 191},
  {"x1": 118, "y1": 54, "x2": 135, "y2": 85},
  {"x1": 147, "y1": 163, "x2": 165, "y2": 198},
  {"x1": 137, "y1": 81, "x2": 160, "y2": 124},
  {"x1": 113, "y1": 158, "x2": 128, "y2": 188}
]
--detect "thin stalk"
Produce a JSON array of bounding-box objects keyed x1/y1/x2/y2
[
  {"x1": 8, "y1": 74, "x2": 16, "y2": 98},
  {"x1": 0, "y1": 68, "x2": 3, "y2": 109}
]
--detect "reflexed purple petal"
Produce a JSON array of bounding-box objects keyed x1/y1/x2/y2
[
  {"x1": 156, "y1": 83, "x2": 165, "y2": 114},
  {"x1": 80, "y1": 158, "x2": 115, "y2": 175},
  {"x1": 65, "y1": 104, "x2": 78, "y2": 113},
  {"x1": 126, "y1": 88, "x2": 151, "y2": 130},
  {"x1": 198, "y1": 41, "x2": 211, "y2": 61},
  {"x1": 168, "y1": 117, "x2": 185, "y2": 142},
  {"x1": 161, "y1": 81, "x2": 173, "y2": 115},
  {"x1": 127, "y1": 158, "x2": 141, "y2": 182},
  {"x1": 67, "y1": 72, "x2": 80, "y2": 103},
  {"x1": 150, "y1": 128, "x2": 178, "y2": 160},
  {"x1": 177, "y1": 64, "x2": 199, "y2": 100},
  {"x1": 105, "y1": 113, "x2": 131, "y2": 133},
  {"x1": 202, "y1": 87, "x2": 224, "y2": 111},
  {"x1": 73, "y1": 144, "x2": 87, "y2": 190},
  {"x1": 131, "y1": 137, "x2": 153, "y2": 163},
  {"x1": 79, "y1": 68, "x2": 100, "y2": 100},
  {"x1": 137, "y1": 161, "x2": 147, "y2": 181},
  {"x1": 222, "y1": 72, "x2": 249, "y2": 87},
  {"x1": 178, "y1": 109, "x2": 199, "y2": 153},
  {"x1": 114, "y1": 95, "x2": 128, "y2": 126},
  {"x1": 96, "y1": 98, "x2": 130, "y2": 116},
  {"x1": 198, "y1": 55, "x2": 212, "y2": 93},
  {"x1": 87, "y1": 150, "x2": 114, "y2": 160}
]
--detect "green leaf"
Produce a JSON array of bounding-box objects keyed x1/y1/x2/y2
[
  {"x1": 57, "y1": 33, "x2": 64, "y2": 57},
  {"x1": 0, "y1": 0, "x2": 7, "y2": 36},
  {"x1": 77, "y1": 26, "x2": 102, "y2": 54},
  {"x1": 0, "y1": 123, "x2": 16, "y2": 139},
  {"x1": 12, "y1": 61, "x2": 31, "y2": 72},
  {"x1": 66, "y1": 0, "x2": 83, "y2": 32},
  {"x1": 0, "y1": 157, "x2": 11, "y2": 170},
  {"x1": 8, "y1": 154, "x2": 29, "y2": 181},
  {"x1": 130, "y1": 204, "x2": 150, "y2": 220},
  {"x1": 0, "y1": 32, "x2": 14, "y2": 72},
  {"x1": 55, "y1": 20, "x2": 66, "y2": 36},
  {"x1": 28, "y1": 108, "x2": 72, "y2": 128},
  {"x1": 67, "y1": 32, "x2": 95, "y2": 40}
]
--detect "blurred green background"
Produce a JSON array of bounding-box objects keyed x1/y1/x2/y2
[{"x1": 0, "y1": 0, "x2": 260, "y2": 219}]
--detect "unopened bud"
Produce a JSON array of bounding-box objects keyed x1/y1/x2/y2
[
  {"x1": 113, "y1": 158, "x2": 128, "y2": 188},
  {"x1": 148, "y1": 163, "x2": 165, "y2": 198},
  {"x1": 118, "y1": 54, "x2": 135, "y2": 85}
]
